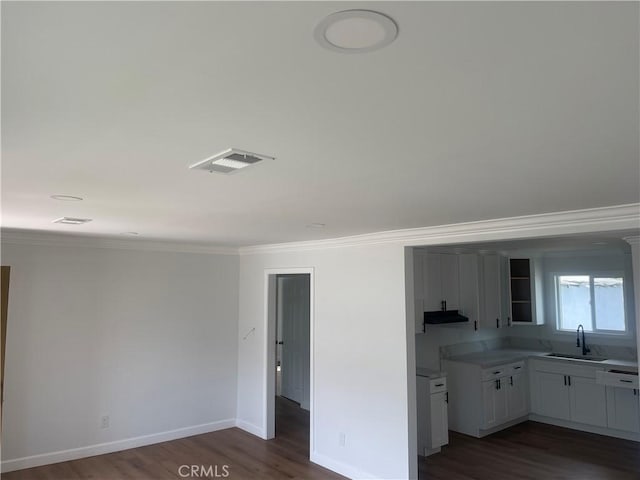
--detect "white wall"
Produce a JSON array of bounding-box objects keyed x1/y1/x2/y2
[
  {"x1": 236, "y1": 244, "x2": 412, "y2": 480},
  {"x1": 1, "y1": 242, "x2": 239, "y2": 469}
]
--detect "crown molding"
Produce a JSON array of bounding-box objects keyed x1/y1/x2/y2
[
  {"x1": 0, "y1": 229, "x2": 238, "y2": 256},
  {"x1": 624, "y1": 235, "x2": 640, "y2": 246},
  {"x1": 239, "y1": 203, "x2": 640, "y2": 255}
]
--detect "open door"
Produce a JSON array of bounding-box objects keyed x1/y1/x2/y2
[
  {"x1": 278, "y1": 275, "x2": 310, "y2": 410},
  {"x1": 1, "y1": 266, "x2": 10, "y2": 434}
]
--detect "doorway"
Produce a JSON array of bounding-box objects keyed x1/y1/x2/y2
[{"x1": 264, "y1": 268, "x2": 313, "y2": 456}]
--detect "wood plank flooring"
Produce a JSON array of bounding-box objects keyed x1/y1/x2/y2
[
  {"x1": 5, "y1": 407, "x2": 639, "y2": 479},
  {"x1": 421, "y1": 421, "x2": 640, "y2": 480},
  {"x1": 2, "y1": 397, "x2": 344, "y2": 480}
]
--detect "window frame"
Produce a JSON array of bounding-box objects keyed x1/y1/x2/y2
[{"x1": 553, "y1": 270, "x2": 628, "y2": 336}]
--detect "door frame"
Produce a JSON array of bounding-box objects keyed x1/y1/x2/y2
[{"x1": 263, "y1": 267, "x2": 314, "y2": 449}]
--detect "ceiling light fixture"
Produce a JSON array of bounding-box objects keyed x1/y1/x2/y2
[
  {"x1": 121, "y1": 232, "x2": 139, "y2": 236},
  {"x1": 189, "y1": 148, "x2": 275, "y2": 175},
  {"x1": 53, "y1": 217, "x2": 92, "y2": 225},
  {"x1": 51, "y1": 195, "x2": 83, "y2": 201},
  {"x1": 314, "y1": 10, "x2": 398, "y2": 53},
  {"x1": 306, "y1": 223, "x2": 326, "y2": 229}
]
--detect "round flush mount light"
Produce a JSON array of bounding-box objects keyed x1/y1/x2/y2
[
  {"x1": 306, "y1": 223, "x2": 326, "y2": 229},
  {"x1": 314, "y1": 10, "x2": 398, "y2": 53},
  {"x1": 51, "y1": 194, "x2": 83, "y2": 201}
]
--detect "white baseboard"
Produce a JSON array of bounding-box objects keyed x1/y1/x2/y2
[
  {"x1": 310, "y1": 451, "x2": 380, "y2": 480},
  {"x1": 234, "y1": 419, "x2": 265, "y2": 439},
  {"x1": 1, "y1": 418, "x2": 236, "y2": 473}
]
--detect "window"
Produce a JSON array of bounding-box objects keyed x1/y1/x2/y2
[{"x1": 555, "y1": 274, "x2": 626, "y2": 334}]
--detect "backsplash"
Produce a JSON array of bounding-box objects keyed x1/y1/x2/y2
[{"x1": 505, "y1": 336, "x2": 637, "y2": 361}]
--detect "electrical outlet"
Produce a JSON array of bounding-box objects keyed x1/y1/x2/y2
[
  {"x1": 339, "y1": 432, "x2": 346, "y2": 447},
  {"x1": 100, "y1": 415, "x2": 110, "y2": 429}
]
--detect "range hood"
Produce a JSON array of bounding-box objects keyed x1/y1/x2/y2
[{"x1": 424, "y1": 309, "x2": 469, "y2": 325}]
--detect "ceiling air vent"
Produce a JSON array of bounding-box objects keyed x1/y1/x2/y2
[
  {"x1": 189, "y1": 148, "x2": 274, "y2": 174},
  {"x1": 53, "y1": 217, "x2": 92, "y2": 225}
]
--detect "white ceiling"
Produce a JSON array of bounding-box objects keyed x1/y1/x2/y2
[{"x1": 2, "y1": 2, "x2": 638, "y2": 247}]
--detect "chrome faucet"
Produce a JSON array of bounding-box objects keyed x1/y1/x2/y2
[{"x1": 576, "y1": 324, "x2": 590, "y2": 356}]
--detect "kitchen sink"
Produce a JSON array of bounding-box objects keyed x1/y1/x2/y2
[{"x1": 545, "y1": 352, "x2": 608, "y2": 362}]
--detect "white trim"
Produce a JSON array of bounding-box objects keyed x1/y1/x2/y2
[
  {"x1": 0, "y1": 229, "x2": 238, "y2": 256},
  {"x1": 240, "y1": 204, "x2": 640, "y2": 255},
  {"x1": 310, "y1": 451, "x2": 380, "y2": 480},
  {"x1": 234, "y1": 419, "x2": 265, "y2": 439},
  {"x1": 624, "y1": 235, "x2": 640, "y2": 246},
  {"x1": 1, "y1": 419, "x2": 236, "y2": 473},
  {"x1": 263, "y1": 268, "x2": 315, "y2": 456}
]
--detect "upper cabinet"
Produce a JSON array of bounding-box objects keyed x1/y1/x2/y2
[
  {"x1": 423, "y1": 253, "x2": 460, "y2": 312},
  {"x1": 480, "y1": 254, "x2": 506, "y2": 329},
  {"x1": 508, "y1": 257, "x2": 544, "y2": 325}
]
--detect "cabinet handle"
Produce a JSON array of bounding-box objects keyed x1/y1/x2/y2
[
  {"x1": 634, "y1": 389, "x2": 638, "y2": 396},
  {"x1": 507, "y1": 317, "x2": 511, "y2": 327},
  {"x1": 510, "y1": 376, "x2": 513, "y2": 386},
  {"x1": 495, "y1": 379, "x2": 499, "y2": 390},
  {"x1": 568, "y1": 376, "x2": 571, "y2": 386},
  {"x1": 563, "y1": 375, "x2": 567, "y2": 386},
  {"x1": 496, "y1": 318, "x2": 500, "y2": 328},
  {"x1": 620, "y1": 379, "x2": 633, "y2": 383},
  {"x1": 493, "y1": 371, "x2": 501, "y2": 375},
  {"x1": 435, "y1": 383, "x2": 444, "y2": 387},
  {"x1": 445, "y1": 392, "x2": 449, "y2": 403},
  {"x1": 474, "y1": 320, "x2": 477, "y2": 331},
  {"x1": 513, "y1": 366, "x2": 522, "y2": 370}
]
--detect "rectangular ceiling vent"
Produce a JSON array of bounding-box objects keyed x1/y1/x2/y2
[
  {"x1": 53, "y1": 217, "x2": 92, "y2": 225},
  {"x1": 189, "y1": 148, "x2": 274, "y2": 174}
]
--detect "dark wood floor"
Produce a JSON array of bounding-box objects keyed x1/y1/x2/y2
[
  {"x1": 3, "y1": 397, "x2": 344, "y2": 480},
  {"x1": 5, "y1": 409, "x2": 639, "y2": 480},
  {"x1": 421, "y1": 421, "x2": 640, "y2": 480}
]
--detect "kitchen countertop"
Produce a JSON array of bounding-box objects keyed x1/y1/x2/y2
[
  {"x1": 416, "y1": 367, "x2": 446, "y2": 378},
  {"x1": 446, "y1": 348, "x2": 638, "y2": 371}
]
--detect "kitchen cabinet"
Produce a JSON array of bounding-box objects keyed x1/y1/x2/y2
[
  {"x1": 606, "y1": 386, "x2": 640, "y2": 433},
  {"x1": 417, "y1": 373, "x2": 449, "y2": 456},
  {"x1": 458, "y1": 254, "x2": 480, "y2": 329},
  {"x1": 423, "y1": 253, "x2": 459, "y2": 312},
  {"x1": 444, "y1": 359, "x2": 528, "y2": 438},
  {"x1": 530, "y1": 359, "x2": 606, "y2": 428},
  {"x1": 480, "y1": 253, "x2": 505, "y2": 329},
  {"x1": 508, "y1": 258, "x2": 544, "y2": 325}
]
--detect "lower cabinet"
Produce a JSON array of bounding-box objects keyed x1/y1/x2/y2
[
  {"x1": 417, "y1": 375, "x2": 449, "y2": 456},
  {"x1": 444, "y1": 359, "x2": 528, "y2": 438},
  {"x1": 530, "y1": 359, "x2": 607, "y2": 428},
  {"x1": 606, "y1": 386, "x2": 640, "y2": 433}
]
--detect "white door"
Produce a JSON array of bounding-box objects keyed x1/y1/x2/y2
[
  {"x1": 507, "y1": 374, "x2": 528, "y2": 420},
  {"x1": 535, "y1": 372, "x2": 571, "y2": 420},
  {"x1": 606, "y1": 387, "x2": 640, "y2": 433},
  {"x1": 482, "y1": 254, "x2": 502, "y2": 328},
  {"x1": 423, "y1": 254, "x2": 442, "y2": 311},
  {"x1": 440, "y1": 254, "x2": 459, "y2": 310},
  {"x1": 569, "y1": 375, "x2": 607, "y2": 427},
  {"x1": 279, "y1": 275, "x2": 311, "y2": 410},
  {"x1": 430, "y1": 391, "x2": 449, "y2": 448}
]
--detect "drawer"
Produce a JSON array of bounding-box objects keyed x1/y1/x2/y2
[
  {"x1": 429, "y1": 378, "x2": 447, "y2": 393},
  {"x1": 481, "y1": 361, "x2": 525, "y2": 381}
]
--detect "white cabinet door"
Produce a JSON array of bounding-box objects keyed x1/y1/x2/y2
[
  {"x1": 458, "y1": 254, "x2": 480, "y2": 328},
  {"x1": 507, "y1": 374, "x2": 528, "y2": 420},
  {"x1": 569, "y1": 375, "x2": 607, "y2": 427},
  {"x1": 423, "y1": 253, "x2": 460, "y2": 311},
  {"x1": 440, "y1": 254, "x2": 460, "y2": 310},
  {"x1": 482, "y1": 379, "x2": 508, "y2": 429},
  {"x1": 482, "y1": 254, "x2": 502, "y2": 329},
  {"x1": 606, "y1": 387, "x2": 640, "y2": 433},
  {"x1": 535, "y1": 371, "x2": 571, "y2": 421},
  {"x1": 430, "y1": 391, "x2": 449, "y2": 448},
  {"x1": 423, "y1": 254, "x2": 443, "y2": 311}
]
